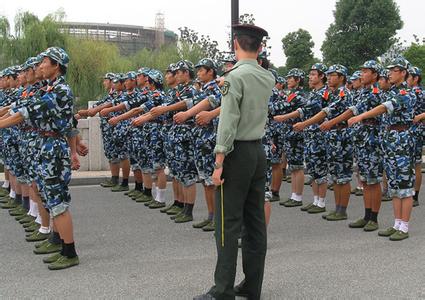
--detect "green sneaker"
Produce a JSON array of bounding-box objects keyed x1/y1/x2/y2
[
  {"x1": 25, "y1": 223, "x2": 40, "y2": 233},
  {"x1": 167, "y1": 206, "x2": 183, "y2": 216},
  {"x1": 48, "y1": 255, "x2": 79, "y2": 270},
  {"x1": 301, "y1": 202, "x2": 314, "y2": 211},
  {"x1": 124, "y1": 189, "x2": 136, "y2": 196},
  {"x1": 283, "y1": 199, "x2": 303, "y2": 207},
  {"x1": 0, "y1": 197, "x2": 9, "y2": 204},
  {"x1": 26, "y1": 231, "x2": 50, "y2": 242},
  {"x1": 15, "y1": 213, "x2": 30, "y2": 221},
  {"x1": 192, "y1": 219, "x2": 211, "y2": 229},
  {"x1": 23, "y1": 219, "x2": 36, "y2": 227},
  {"x1": 279, "y1": 198, "x2": 292, "y2": 206},
  {"x1": 1, "y1": 201, "x2": 18, "y2": 209},
  {"x1": 170, "y1": 210, "x2": 185, "y2": 220},
  {"x1": 35, "y1": 239, "x2": 50, "y2": 249},
  {"x1": 389, "y1": 230, "x2": 409, "y2": 241},
  {"x1": 135, "y1": 194, "x2": 152, "y2": 203},
  {"x1": 111, "y1": 185, "x2": 129, "y2": 192},
  {"x1": 130, "y1": 190, "x2": 143, "y2": 199},
  {"x1": 355, "y1": 188, "x2": 364, "y2": 196},
  {"x1": 378, "y1": 227, "x2": 397, "y2": 237},
  {"x1": 364, "y1": 221, "x2": 379, "y2": 232},
  {"x1": 413, "y1": 200, "x2": 419, "y2": 207},
  {"x1": 348, "y1": 218, "x2": 368, "y2": 228},
  {"x1": 202, "y1": 221, "x2": 215, "y2": 232},
  {"x1": 175, "y1": 214, "x2": 193, "y2": 223},
  {"x1": 34, "y1": 242, "x2": 62, "y2": 255},
  {"x1": 322, "y1": 210, "x2": 336, "y2": 220},
  {"x1": 160, "y1": 203, "x2": 176, "y2": 213},
  {"x1": 148, "y1": 201, "x2": 166, "y2": 209},
  {"x1": 43, "y1": 253, "x2": 63, "y2": 264},
  {"x1": 10, "y1": 207, "x2": 26, "y2": 217},
  {"x1": 19, "y1": 215, "x2": 35, "y2": 224},
  {"x1": 270, "y1": 195, "x2": 280, "y2": 202},
  {"x1": 326, "y1": 212, "x2": 347, "y2": 221},
  {"x1": 144, "y1": 199, "x2": 156, "y2": 206},
  {"x1": 308, "y1": 206, "x2": 326, "y2": 214},
  {"x1": 100, "y1": 179, "x2": 115, "y2": 187}
]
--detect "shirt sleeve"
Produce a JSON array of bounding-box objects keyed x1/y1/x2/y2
[{"x1": 214, "y1": 74, "x2": 243, "y2": 155}]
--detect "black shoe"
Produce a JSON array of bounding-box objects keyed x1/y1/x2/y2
[
  {"x1": 234, "y1": 280, "x2": 249, "y2": 297},
  {"x1": 193, "y1": 293, "x2": 216, "y2": 300}
]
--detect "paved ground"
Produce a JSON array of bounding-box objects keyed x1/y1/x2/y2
[{"x1": 1, "y1": 180, "x2": 425, "y2": 299}]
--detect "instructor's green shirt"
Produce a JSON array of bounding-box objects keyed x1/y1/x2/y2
[{"x1": 214, "y1": 59, "x2": 275, "y2": 155}]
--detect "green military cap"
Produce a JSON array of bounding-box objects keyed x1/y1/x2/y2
[
  {"x1": 232, "y1": 24, "x2": 268, "y2": 39},
  {"x1": 286, "y1": 68, "x2": 305, "y2": 79},
  {"x1": 350, "y1": 70, "x2": 362, "y2": 81},
  {"x1": 41, "y1": 47, "x2": 70, "y2": 68},
  {"x1": 195, "y1": 58, "x2": 218, "y2": 71},
  {"x1": 175, "y1": 60, "x2": 195, "y2": 72},
  {"x1": 126, "y1": 71, "x2": 137, "y2": 80},
  {"x1": 408, "y1": 66, "x2": 422, "y2": 77},
  {"x1": 310, "y1": 63, "x2": 328, "y2": 74},
  {"x1": 361, "y1": 60, "x2": 382, "y2": 73},
  {"x1": 147, "y1": 69, "x2": 164, "y2": 85},
  {"x1": 387, "y1": 56, "x2": 410, "y2": 70},
  {"x1": 326, "y1": 64, "x2": 348, "y2": 77},
  {"x1": 104, "y1": 72, "x2": 115, "y2": 80}
]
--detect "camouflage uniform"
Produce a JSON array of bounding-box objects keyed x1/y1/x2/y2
[
  {"x1": 322, "y1": 65, "x2": 354, "y2": 184},
  {"x1": 409, "y1": 67, "x2": 425, "y2": 165}
]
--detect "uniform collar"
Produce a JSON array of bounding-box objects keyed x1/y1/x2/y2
[{"x1": 234, "y1": 59, "x2": 258, "y2": 68}]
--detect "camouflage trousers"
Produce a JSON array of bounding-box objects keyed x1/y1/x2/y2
[
  {"x1": 284, "y1": 137, "x2": 304, "y2": 172},
  {"x1": 146, "y1": 122, "x2": 166, "y2": 171},
  {"x1": 382, "y1": 130, "x2": 415, "y2": 198},
  {"x1": 109, "y1": 121, "x2": 130, "y2": 162},
  {"x1": 193, "y1": 126, "x2": 216, "y2": 186},
  {"x1": 172, "y1": 124, "x2": 198, "y2": 187},
  {"x1": 127, "y1": 125, "x2": 141, "y2": 171},
  {"x1": 304, "y1": 127, "x2": 327, "y2": 185},
  {"x1": 326, "y1": 128, "x2": 353, "y2": 185},
  {"x1": 37, "y1": 137, "x2": 71, "y2": 218},
  {"x1": 413, "y1": 128, "x2": 423, "y2": 165},
  {"x1": 4, "y1": 128, "x2": 23, "y2": 179},
  {"x1": 354, "y1": 126, "x2": 383, "y2": 185},
  {"x1": 163, "y1": 124, "x2": 176, "y2": 178},
  {"x1": 269, "y1": 123, "x2": 285, "y2": 164}
]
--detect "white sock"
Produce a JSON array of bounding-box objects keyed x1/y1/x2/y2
[
  {"x1": 393, "y1": 219, "x2": 402, "y2": 230},
  {"x1": 31, "y1": 201, "x2": 39, "y2": 217},
  {"x1": 156, "y1": 188, "x2": 166, "y2": 203},
  {"x1": 9, "y1": 189, "x2": 15, "y2": 199},
  {"x1": 38, "y1": 226, "x2": 50, "y2": 234},
  {"x1": 294, "y1": 194, "x2": 303, "y2": 202},
  {"x1": 313, "y1": 196, "x2": 319, "y2": 206},
  {"x1": 2, "y1": 180, "x2": 9, "y2": 188},
  {"x1": 399, "y1": 221, "x2": 409, "y2": 233},
  {"x1": 318, "y1": 197, "x2": 326, "y2": 208},
  {"x1": 35, "y1": 214, "x2": 41, "y2": 225},
  {"x1": 291, "y1": 192, "x2": 297, "y2": 200}
]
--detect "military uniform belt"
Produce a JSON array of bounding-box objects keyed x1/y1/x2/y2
[{"x1": 387, "y1": 124, "x2": 410, "y2": 132}]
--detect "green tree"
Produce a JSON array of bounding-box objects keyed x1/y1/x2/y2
[
  {"x1": 404, "y1": 40, "x2": 425, "y2": 73},
  {"x1": 321, "y1": 0, "x2": 403, "y2": 71},
  {"x1": 281, "y1": 29, "x2": 317, "y2": 71}
]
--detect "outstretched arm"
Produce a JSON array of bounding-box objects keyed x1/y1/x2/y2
[
  {"x1": 293, "y1": 111, "x2": 326, "y2": 132},
  {"x1": 0, "y1": 112, "x2": 24, "y2": 128},
  {"x1": 348, "y1": 105, "x2": 387, "y2": 127},
  {"x1": 320, "y1": 109, "x2": 353, "y2": 131},
  {"x1": 174, "y1": 99, "x2": 211, "y2": 124},
  {"x1": 109, "y1": 107, "x2": 144, "y2": 126},
  {"x1": 274, "y1": 110, "x2": 300, "y2": 123}
]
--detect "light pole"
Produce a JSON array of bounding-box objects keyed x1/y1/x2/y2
[{"x1": 231, "y1": 0, "x2": 239, "y2": 51}]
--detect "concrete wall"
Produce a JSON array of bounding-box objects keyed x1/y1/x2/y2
[{"x1": 77, "y1": 101, "x2": 110, "y2": 171}]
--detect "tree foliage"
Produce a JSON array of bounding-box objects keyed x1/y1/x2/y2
[
  {"x1": 282, "y1": 29, "x2": 317, "y2": 72},
  {"x1": 321, "y1": 0, "x2": 403, "y2": 71},
  {"x1": 403, "y1": 37, "x2": 425, "y2": 73}
]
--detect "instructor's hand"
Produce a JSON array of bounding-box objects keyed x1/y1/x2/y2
[{"x1": 212, "y1": 168, "x2": 224, "y2": 186}]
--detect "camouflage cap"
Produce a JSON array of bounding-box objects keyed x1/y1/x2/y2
[
  {"x1": 326, "y1": 64, "x2": 348, "y2": 77},
  {"x1": 361, "y1": 60, "x2": 382, "y2": 73},
  {"x1": 175, "y1": 60, "x2": 195, "y2": 72},
  {"x1": 41, "y1": 47, "x2": 69, "y2": 68},
  {"x1": 350, "y1": 70, "x2": 362, "y2": 81},
  {"x1": 126, "y1": 71, "x2": 137, "y2": 80},
  {"x1": 310, "y1": 63, "x2": 328, "y2": 74},
  {"x1": 387, "y1": 56, "x2": 410, "y2": 70},
  {"x1": 195, "y1": 58, "x2": 218, "y2": 71},
  {"x1": 408, "y1": 66, "x2": 422, "y2": 77},
  {"x1": 277, "y1": 76, "x2": 286, "y2": 84},
  {"x1": 104, "y1": 72, "x2": 115, "y2": 80},
  {"x1": 147, "y1": 69, "x2": 164, "y2": 85},
  {"x1": 22, "y1": 57, "x2": 39, "y2": 70},
  {"x1": 379, "y1": 69, "x2": 390, "y2": 79},
  {"x1": 136, "y1": 67, "x2": 151, "y2": 76},
  {"x1": 286, "y1": 68, "x2": 305, "y2": 79},
  {"x1": 166, "y1": 63, "x2": 176, "y2": 72},
  {"x1": 257, "y1": 49, "x2": 268, "y2": 60},
  {"x1": 221, "y1": 53, "x2": 237, "y2": 64},
  {"x1": 112, "y1": 73, "x2": 126, "y2": 83}
]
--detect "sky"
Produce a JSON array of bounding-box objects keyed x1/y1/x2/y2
[{"x1": 1, "y1": 0, "x2": 424, "y2": 66}]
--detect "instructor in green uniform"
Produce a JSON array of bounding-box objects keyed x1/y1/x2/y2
[{"x1": 194, "y1": 24, "x2": 275, "y2": 300}]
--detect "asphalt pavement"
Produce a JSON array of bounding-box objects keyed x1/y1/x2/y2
[{"x1": 1, "y1": 180, "x2": 424, "y2": 299}]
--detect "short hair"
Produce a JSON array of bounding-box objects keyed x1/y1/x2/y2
[
  {"x1": 235, "y1": 34, "x2": 262, "y2": 53},
  {"x1": 47, "y1": 57, "x2": 67, "y2": 75}
]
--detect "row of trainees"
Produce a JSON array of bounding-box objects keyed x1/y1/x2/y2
[
  {"x1": 79, "y1": 52, "x2": 424, "y2": 242},
  {"x1": 0, "y1": 47, "x2": 87, "y2": 270}
]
